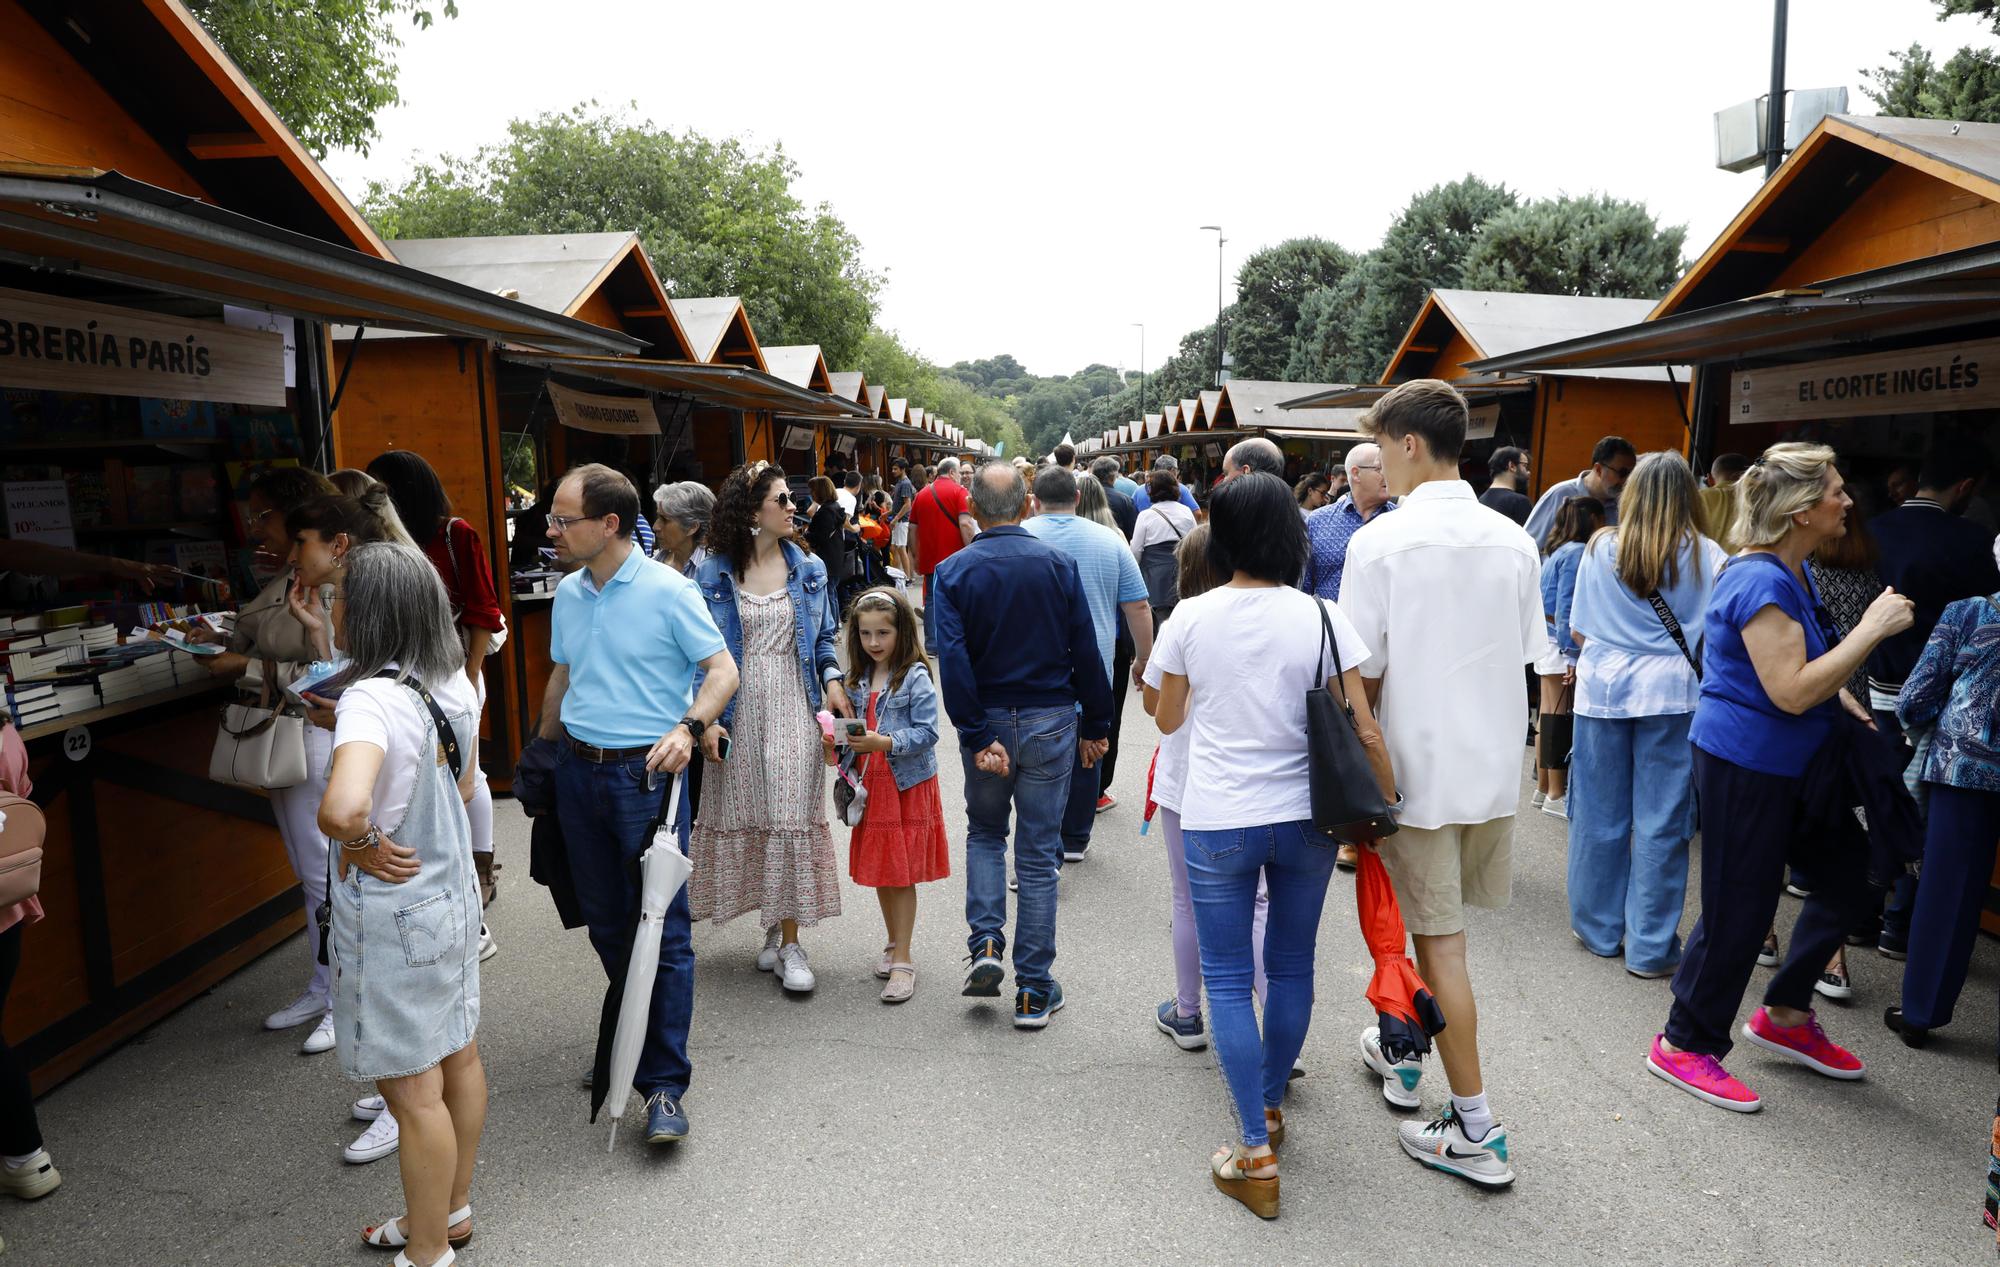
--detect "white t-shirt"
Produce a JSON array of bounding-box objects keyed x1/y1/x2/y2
[
  {"x1": 1141, "y1": 650, "x2": 1191, "y2": 815},
  {"x1": 1337, "y1": 480, "x2": 1543, "y2": 831},
  {"x1": 835, "y1": 490, "x2": 858, "y2": 521},
  {"x1": 332, "y1": 666, "x2": 479, "y2": 834},
  {"x1": 1152, "y1": 585, "x2": 1373, "y2": 831}
]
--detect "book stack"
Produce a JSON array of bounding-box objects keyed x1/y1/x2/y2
[
  {"x1": 513, "y1": 569, "x2": 562, "y2": 595},
  {"x1": 6, "y1": 682, "x2": 59, "y2": 729},
  {"x1": 7, "y1": 641, "x2": 84, "y2": 682}
]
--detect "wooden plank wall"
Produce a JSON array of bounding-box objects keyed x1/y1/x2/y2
[
  {"x1": 0, "y1": 0, "x2": 210, "y2": 191},
  {"x1": 1776, "y1": 164, "x2": 2000, "y2": 288},
  {"x1": 1532, "y1": 377, "x2": 1691, "y2": 497}
]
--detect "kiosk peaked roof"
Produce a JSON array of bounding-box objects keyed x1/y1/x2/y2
[
  {"x1": 1384, "y1": 290, "x2": 1672, "y2": 385},
  {"x1": 6, "y1": 0, "x2": 389, "y2": 257},
  {"x1": 669, "y1": 296, "x2": 765, "y2": 369},
  {"x1": 762, "y1": 344, "x2": 832, "y2": 393},
  {"x1": 827, "y1": 371, "x2": 868, "y2": 403},
  {"x1": 1659, "y1": 113, "x2": 2000, "y2": 318}
]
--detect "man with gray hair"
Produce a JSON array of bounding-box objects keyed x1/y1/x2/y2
[
  {"x1": 932, "y1": 461, "x2": 1111, "y2": 1028},
  {"x1": 1133, "y1": 453, "x2": 1202, "y2": 517},
  {"x1": 1218, "y1": 436, "x2": 1286, "y2": 486},
  {"x1": 1025, "y1": 465, "x2": 1152, "y2": 856},
  {"x1": 1089, "y1": 455, "x2": 1138, "y2": 540},
  {"x1": 1100, "y1": 454, "x2": 1139, "y2": 498}
]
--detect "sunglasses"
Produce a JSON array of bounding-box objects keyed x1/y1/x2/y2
[{"x1": 771, "y1": 491, "x2": 794, "y2": 508}]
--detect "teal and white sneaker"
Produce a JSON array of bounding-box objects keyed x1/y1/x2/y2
[
  {"x1": 1398, "y1": 1106, "x2": 1514, "y2": 1188},
  {"x1": 1359, "y1": 1025, "x2": 1423, "y2": 1109}
]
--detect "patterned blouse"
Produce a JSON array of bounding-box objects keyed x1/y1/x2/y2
[
  {"x1": 1898, "y1": 594, "x2": 2000, "y2": 793},
  {"x1": 1806, "y1": 560, "x2": 1884, "y2": 703}
]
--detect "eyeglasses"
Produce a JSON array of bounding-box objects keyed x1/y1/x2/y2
[
  {"x1": 1349, "y1": 463, "x2": 1383, "y2": 473},
  {"x1": 1606, "y1": 464, "x2": 1636, "y2": 481},
  {"x1": 547, "y1": 512, "x2": 606, "y2": 533}
]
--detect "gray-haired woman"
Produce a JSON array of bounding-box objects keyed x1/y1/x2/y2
[
  {"x1": 653, "y1": 480, "x2": 715, "y2": 575},
  {"x1": 319, "y1": 544, "x2": 486, "y2": 1267}
]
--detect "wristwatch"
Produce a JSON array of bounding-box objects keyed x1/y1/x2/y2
[{"x1": 678, "y1": 716, "x2": 706, "y2": 741}]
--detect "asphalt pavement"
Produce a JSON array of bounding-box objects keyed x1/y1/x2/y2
[{"x1": 10, "y1": 697, "x2": 1999, "y2": 1265}]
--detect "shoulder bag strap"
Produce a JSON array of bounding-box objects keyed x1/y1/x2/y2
[
  {"x1": 1646, "y1": 591, "x2": 1701, "y2": 678},
  {"x1": 1314, "y1": 597, "x2": 1353, "y2": 715},
  {"x1": 1150, "y1": 505, "x2": 1186, "y2": 540},
  {"x1": 372, "y1": 669, "x2": 463, "y2": 780}
]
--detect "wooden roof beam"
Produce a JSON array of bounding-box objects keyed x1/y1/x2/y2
[
  {"x1": 186, "y1": 132, "x2": 275, "y2": 160},
  {"x1": 1731, "y1": 235, "x2": 1791, "y2": 254}
]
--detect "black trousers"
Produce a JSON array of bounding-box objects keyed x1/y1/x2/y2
[
  {"x1": 1665, "y1": 748, "x2": 1875, "y2": 1057},
  {"x1": 0, "y1": 924, "x2": 42, "y2": 1156},
  {"x1": 1098, "y1": 625, "x2": 1136, "y2": 793}
]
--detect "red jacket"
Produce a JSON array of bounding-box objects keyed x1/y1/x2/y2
[{"x1": 424, "y1": 517, "x2": 505, "y2": 633}]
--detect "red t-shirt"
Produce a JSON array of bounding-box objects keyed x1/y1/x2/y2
[{"x1": 911, "y1": 478, "x2": 971, "y2": 576}]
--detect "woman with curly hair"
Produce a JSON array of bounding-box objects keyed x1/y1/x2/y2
[{"x1": 690, "y1": 463, "x2": 852, "y2": 993}]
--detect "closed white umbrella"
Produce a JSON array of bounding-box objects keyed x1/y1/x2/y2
[{"x1": 600, "y1": 771, "x2": 691, "y2": 1151}]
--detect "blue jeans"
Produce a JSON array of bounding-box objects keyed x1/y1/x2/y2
[
  {"x1": 961, "y1": 705, "x2": 1077, "y2": 992},
  {"x1": 556, "y1": 750, "x2": 695, "y2": 1099},
  {"x1": 1183, "y1": 819, "x2": 1336, "y2": 1148},
  {"x1": 1567, "y1": 712, "x2": 1696, "y2": 973},
  {"x1": 1062, "y1": 739, "x2": 1100, "y2": 855}
]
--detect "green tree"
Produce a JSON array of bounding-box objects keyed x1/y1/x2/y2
[
  {"x1": 1865, "y1": 43, "x2": 2000, "y2": 122},
  {"x1": 190, "y1": 0, "x2": 457, "y2": 158},
  {"x1": 1863, "y1": 2, "x2": 2000, "y2": 123},
  {"x1": 1227, "y1": 239, "x2": 1357, "y2": 380},
  {"x1": 1460, "y1": 195, "x2": 1686, "y2": 297},
  {"x1": 363, "y1": 106, "x2": 881, "y2": 365}
]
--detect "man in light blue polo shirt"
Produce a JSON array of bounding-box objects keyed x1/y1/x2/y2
[
  {"x1": 1024, "y1": 466, "x2": 1152, "y2": 863},
  {"x1": 537, "y1": 463, "x2": 737, "y2": 1148}
]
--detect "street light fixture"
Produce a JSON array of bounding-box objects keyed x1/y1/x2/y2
[
  {"x1": 1200, "y1": 225, "x2": 1225, "y2": 386},
  {"x1": 1131, "y1": 322, "x2": 1145, "y2": 420}
]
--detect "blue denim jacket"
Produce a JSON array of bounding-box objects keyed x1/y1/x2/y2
[
  {"x1": 693, "y1": 540, "x2": 842, "y2": 730},
  {"x1": 846, "y1": 662, "x2": 941, "y2": 791}
]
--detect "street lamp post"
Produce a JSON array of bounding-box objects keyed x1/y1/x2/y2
[
  {"x1": 1199, "y1": 225, "x2": 1225, "y2": 386},
  {"x1": 1131, "y1": 322, "x2": 1145, "y2": 420}
]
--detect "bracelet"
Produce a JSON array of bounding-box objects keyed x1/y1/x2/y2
[{"x1": 340, "y1": 825, "x2": 381, "y2": 852}]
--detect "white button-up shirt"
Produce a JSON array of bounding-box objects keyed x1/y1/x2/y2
[{"x1": 1337, "y1": 479, "x2": 1545, "y2": 831}]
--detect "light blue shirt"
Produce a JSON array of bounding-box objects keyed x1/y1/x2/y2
[
  {"x1": 1133, "y1": 483, "x2": 1202, "y2": 515},
  {"x1": 1301, "y1": 494, "x2": 1394, "y2": 600},
  {"x1": 1022, "y1": 512, "x2": 1147, "y2": 684},
  {"x1": 1570, "y1": 533, "x2": 1725, "y2": 719},
  {"x1": 1524, "y1": 472, "x2": 1619, "y2": 546},
  {"x1": 1113, "y1": 476, "x2": 1140, "y2": 497},
  {"x1": 551, "y1": 542, "x2": 726, "y2": 748}
]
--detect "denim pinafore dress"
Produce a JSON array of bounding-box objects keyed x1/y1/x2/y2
[{"x1": 329, "y1": 682, "x2": 481, "y2": 1082}]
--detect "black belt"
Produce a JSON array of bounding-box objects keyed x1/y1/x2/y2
[{"x1": 563, "y1": 734, "x2": 652, "y2": 763}]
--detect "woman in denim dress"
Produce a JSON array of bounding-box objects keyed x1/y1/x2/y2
[{"x1": 319, "y1": 544, "x2": 485, "y2": 1267}]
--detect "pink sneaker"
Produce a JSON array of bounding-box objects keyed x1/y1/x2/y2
[
  {"x1": 1742, "y1": 1007, "x2": 1865, "y2": 1080},
  {"x1": 1646, "y1": 1035, "x2": 1761, "y2": 1112}
]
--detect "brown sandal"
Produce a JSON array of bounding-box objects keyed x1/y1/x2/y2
[
  {"x1": 1210, "y1": 1145, "x2": 1279, "y2": 1219},
  {"x1": 1265, "y1": 1107, "x2": 1285, "y2": 1149}
]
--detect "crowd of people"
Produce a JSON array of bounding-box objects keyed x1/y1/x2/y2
[{"x1": 8, "y1": 376, "x2": 1999, "y2": 1258}]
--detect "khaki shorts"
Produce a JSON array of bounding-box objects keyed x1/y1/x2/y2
[{"x1": 1377, "y1": 817, "x2": 1514, "y2": 937}]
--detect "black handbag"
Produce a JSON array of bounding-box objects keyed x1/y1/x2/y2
[
  {"x1": 1305, "y1": 599, "x2": 1398, "y2": 843},
  {"x1": 1537, "y1": 682, "x2": 1574, "y2": 771}
]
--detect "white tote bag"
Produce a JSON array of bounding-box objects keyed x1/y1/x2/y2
[{"x1": 209, "y1": 661, "x2": 308, "y2": 789}]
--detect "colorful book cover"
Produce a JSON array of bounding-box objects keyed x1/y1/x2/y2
[
  {"x1": 66, "y1": 471, "x2": 111, "y2": 528},
  {"x1": 140, "y1": 398, "x2": 216, "y2": 440},
  {"x1": 127, "y1": 466, "x2": 175, "y2": 523},
  {"x1": 46, "y1": 393, "x2": 114, "y2": 439},
  {"x1": 224, "y1": 413, "x2": 302, "y2": 460},
  {"x1": 0, "y1": 390, "x2": 47, "y2": 441},
  {"x1": 173, "y1": 465, "x2": 220, "y2": 520},
  {"x1": 172, "y1": 541, "x2": 229, "y2": 584}
]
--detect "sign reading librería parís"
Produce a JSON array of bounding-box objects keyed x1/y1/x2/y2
[
  {"x1": 546, "y1": 381, "x2": 660, "y2": 436},
  {"x1": 0, "y1": 286, "x2": 286, "y2": 408},
  {"x1": 1734, "y1": 336, "x2": 2000, "y2": 425}
]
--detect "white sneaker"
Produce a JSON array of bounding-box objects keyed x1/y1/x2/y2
[
  {"x1": 1399, "y1": 1109, "x2": 1514, "y2": 1188},
  {"x1": 343, "y1": 1108, "x2": 400, "y2": 1164},
  {"x1": 1531, "y1": 790, "x2": 1546, "y2": 809},
  {"x1": 0, "y1": 1149, "x2": 61, "y2": 1199},
  {"x1": 756, "y1": 925, "x2": 782, "y2": 972},
  {"x1": 478, "y1": 923, "x2": 498, "y2": 962},
  {"x1": 1541, "y1": 795, "x2": 1567, "y2": 820},
  {"x1": 778, "y1": 942, "x2": 815, "y2": 993},
  {"x1": 300, "y1": 1011, "x2": 335, "y2": 1055},
  {"x1": 264, "y1": 989, "x2": 327, "y2": 1031},
  {"x1": 1359, "y1": 1025, "x2": 1424, "y2": 1108},
  {"x1": 352, "y1": 1094, "x2": 385, "y2": 1122}
]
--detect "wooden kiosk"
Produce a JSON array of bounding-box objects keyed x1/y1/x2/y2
[{"x1": 0, "y1": 0, "x2": 637, "y2": 1087}]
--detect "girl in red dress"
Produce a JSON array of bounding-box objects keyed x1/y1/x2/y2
[{"x1": 831, "y1": 586, "x2": 950, "y2": 1003}]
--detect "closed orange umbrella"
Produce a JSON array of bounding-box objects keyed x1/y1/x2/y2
[{"x1": 1356, "y1": 845, "x2": 1446, "y2": 1062}]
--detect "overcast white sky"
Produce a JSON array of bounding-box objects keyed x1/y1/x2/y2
[{"x1": 323, "y1": 0, "x2": 1996, "y2": 379}]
